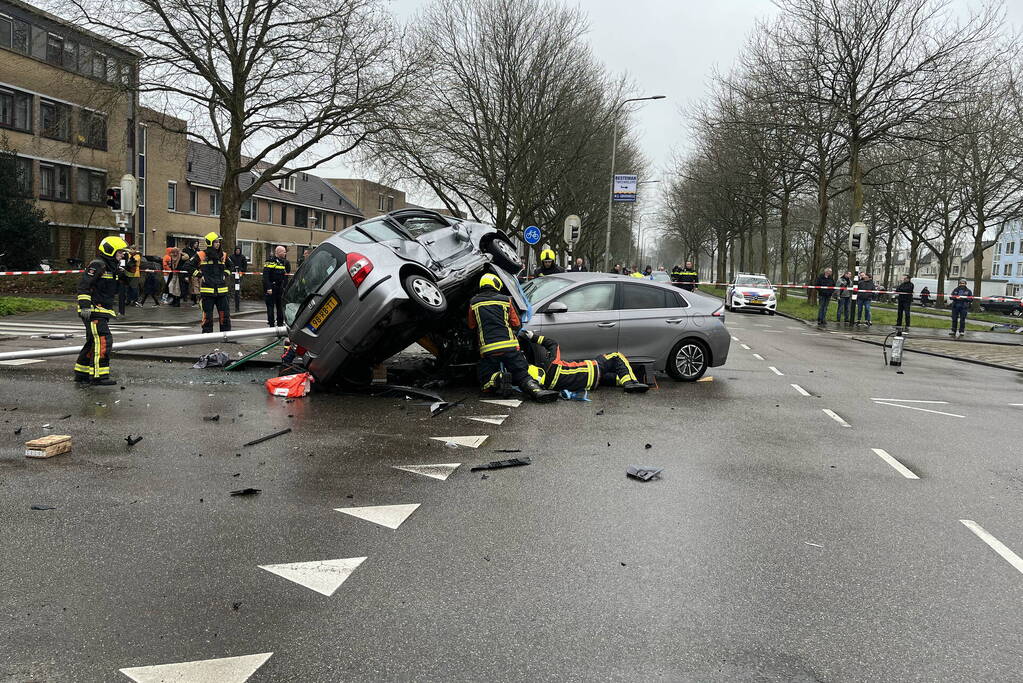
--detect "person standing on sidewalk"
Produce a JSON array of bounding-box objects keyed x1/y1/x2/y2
[
  {"x1": 263, "y1": 245, "x2": 290, "y2": 327},
  {"x1": 895, "y1": 275, "x2": 914, "y2": 328},
  {"x1": 855, "y1": 272, "x2": 875, "y2": 326},
  {"x1": 138, "y1": 261, "x2": 161, "y2": 306},
  {"x1": 949, "y1": 279, "x2": 973, "y2": 338},
  {"x1": 124, "y1": 247, "x2": 142, "y2": 307},
  {"x1": 228, "y1": 246, "x2": 249, "y2": 313},
  {"x1": 189, "y1": 232, "x2": 232, "y2": 334},
  {"x1": 814, "y1": 268, "x2": 835, "y2": 327},
  {"x1": 835, "y1": 271, "x2": 853, "y2": 324}
]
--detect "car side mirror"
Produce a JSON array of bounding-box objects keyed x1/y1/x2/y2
[{"x1": 544, "y1": 301, "x2": 568, "y2": 315}]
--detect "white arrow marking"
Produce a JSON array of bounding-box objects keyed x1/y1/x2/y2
[
  {"x1": 740, "y1": 343, "x2": 751, "y2": 350},
  {"x1": 481, "y1": 399, "x2": 522, "y2": 408},
  {"x1": 335, "y1": 504, "x2": 420, "y2": 530},
  {"x1": 258, "y1": 557, "x2": 366, "y2": 596},
  {"x1": 871, "y1": 448, "x2": 919, "y2": 479},
  {"x1": 393, "y1": 463, "x2": 460, "y2": 480},
  {"x1": 431, "y1": 435, "x2": 488, "y2": 448},
  {"x1": 119, "y1": 652, "x2": 273, "y2": 682},
  {"x1": 464, "y1": 415, "x2": 509, "y2": 425},
  {"x1": 960, "y1": 520, "x2": 1023, "y2": 575},
  {"x1": 872, "y1": 401, "x2": 964, "y2": 418}
]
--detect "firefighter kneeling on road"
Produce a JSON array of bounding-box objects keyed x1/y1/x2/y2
[
  {"x1": 190, "y1": 232, "x2": 232, "y2": 334},
  {"x1": 74, "y1": 236, "x2": 128, "y2": 385},
  {"x1": 467, "y1": 273, "x2": 558, "y2": 403},
  {"x1": 518, "y1": 329, "x2": 649, "y2": 394}
]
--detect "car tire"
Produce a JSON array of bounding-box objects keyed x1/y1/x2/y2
[
  {"x1": 667, "y1": 339, "x2": 709, "y2": 382},
  {"x1": 768, "y1": 310, "x2": 776, "y2": 316},
  {"x1": 980, "y1": 305, "x2": 988, "y2": 312},
  {"x1": 403, "y1": 274, "x2": 448, "y2": 316},
  {"x1": 485, "y1": 237, "x2": 523, "y2": 273}
]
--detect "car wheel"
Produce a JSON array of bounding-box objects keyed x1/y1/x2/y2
[
  {"x1": 1012, "y1": 308, "x2": 1023, "y2": 318},
  {"x1": 768, "y1": 310, "x2": 776, "y2": 316},
  {"x1": 485, "y1": 237, "x2": 523, "y2": 273},
  {"x1": 403, "y1": 274, "x2": 448, "y2": 315},
  {"x1": 667, "y1": 339, "x2": 709, "y2": 382},
  {"x1": 980, "y1": 305, "x2": 988, "y2": 312}
]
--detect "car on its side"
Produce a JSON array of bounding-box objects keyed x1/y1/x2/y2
[
  {"x1": 520, "y1": 272, "x2": 730, "y2": 381},
  {"x1": 979, "y1": 295, "x2": 1023, "y2": 317},
  {"x1": 283, "y1": 209, "x2": 522, "y2": 385},
  {"x1": 725, "y1": 273, "x2": 776, "y2": 315}
]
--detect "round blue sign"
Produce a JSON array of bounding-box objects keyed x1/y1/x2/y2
[{"x1": 523, "y1": 226, "x2": 541, "y2": 245}]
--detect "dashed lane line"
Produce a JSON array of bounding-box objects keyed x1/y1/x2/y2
[
  {"x1": 822, "y1": 409, "x2": 851, "y2": 427},
  {"x1": 769, "y1": 366, "x2": 784, "y2": 376},
  {"x1": 731, "y1": 336, "x2": 740, "y2": 342},
  {"x1": 872, "y1": 401, "x2": 964, "y2": 419},
  {"x1": 870, "y1": 398, "x2": 948, "y2": 404},
  {"x1": 871, "y1": 448, "x2": 919, "y2": 480},
  {"x1": 752, "y1": 353, "x2": 764, "y2": 360},
  {"x1": 740, "y1": 344, "x2": 751, "y2": 350},
  {"x1": 790, "y1": 384, "x2": 810, "y2": 397},
  {"x1": 960, "y1": 520, "x2": 1023, "y2": 576}
]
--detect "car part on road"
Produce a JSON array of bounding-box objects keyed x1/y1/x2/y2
[
  {"x1": 242, "y1": 428, "x2": 292, "y2": 447},
  {"x1": 30, "y1": 504, "x2": 57, "y2": 510},
  {"x1": 626, "y1": 466, "x2": 663, "y2": 481},
  {"x1": 193, "y1": 351, "x2": 230, "y2": 369},
  {"x1": 25, "y1": 434, "x2": 72, "y2": 458},
  {"x1": 470, "y1": 457, "x2": 531, "y2": 471},
  {"x1": 125, "y1": 434, "x2": 143, "y2": 447},
  {"x1": 430, "y1": 398, "x2": 466, "y2": 417},
  {"x1": 230, "y1": 488, "x2": 262, "y2": 496},
  {"x1": 667, "y1": 339, "x2": 710, "y2": 381}
]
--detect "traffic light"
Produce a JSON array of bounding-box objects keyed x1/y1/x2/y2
[
  {"x1": 105, "y1": 187, "x2": 122, "y2": 211},
  {"x1": 850, "y1": 233, "x2": 862, "y2": 251}
]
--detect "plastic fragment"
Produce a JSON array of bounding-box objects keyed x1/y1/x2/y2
[
  {"x1": 30, "y1": 504, "x2": 57, "y2": 510},
  {"x1": 626, "y1": 465, "x2": 662, "y2": 481},
  {"x1": 125, "y1": 435, "x2": 143, "y2": 446},
  {"x1": 242, "y1": 428, "x2": 291, "y2": 447},
  {"x1": 470, "y1": 457, "x2": 531, "y2": 472},
  {"x1": 230, "y1": 488, "x2": 261, "y2": 496}
]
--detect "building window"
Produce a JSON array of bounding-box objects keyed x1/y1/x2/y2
[
  {"x1": 314, "y1": 210, "x2": 325, "y2": 230},
  {"x1": 0, "y1": 87, "x2": 31, "y2": 132},
  {"x1": 167, "y1": 182, "x2": 177, "y2": 210},
  {"x1": 1007, "y1": 242, "x2": 1015, "y2": 255},
  {"x1": 1, "y1": 15, "x2": 29, "y2": 54},
  {"x1": 189, "y1": 188, "x2": 197, "y2": 213},
  {"x1": 76, "y1": 169, "x2": 106, "y2": 204},
  {"x1": 386, "y1": 195, "x2": 394, "y2": 211},
  {"x1": 280, "y1": 204, "x2": 288, "y2": 225},
  {"x1": 39, "y1": 163, "x2": 70, "y2": 201},
  {"x1": 238, "y1": 240, "x2": 254, "y2": 261},
  {"x1": 46, "y1": 34, "x2": 64, "y2": 66},
  {"x1": 40, "y1": 99, "x2": 70, "y2": 141},
  {"x1": 1005, "y1": 264, "x2": 1013, "y2": 276},
  {"x1": 377, "y1": 193, "x2": 385, "y2": 211},
  {"x1": 137, "y1": 177, "x2": 145, "y2": 205},
  {"x1": 294, "y1": 206, "x2": 308, "y2": 228},
  {"x1": 1017, "y1": 263, "x2": 1023, "y2": 277},
  {"x1": 92, "y1": 53, "x2": 107, "y2": 80},
  {"x1": 14, "y1": 156, "x2": 32, "y2": 196},
  {"x1": 951, "y1": 265, "x2": 960, "y2": 276},
  {"x1": 997, "y1": 242, "x2": 1002, "y2": 254},
  {"x1": 278, "y1": 176, "x2": 295, "y2": 192},
  {"x1": 241, "y1": 198, "x2": 253, "y2": 220},
  {"x1": 209, "y1": 191, "x2": 221, "y2": 216},
  {"x1": 79, "y1": 110, "x2": 107, "y2": 150}
]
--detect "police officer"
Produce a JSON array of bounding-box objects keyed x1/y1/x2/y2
[
  {"x1": 190, "y1": 232, "x2": 232, "y2": 333},
  {"x1": 227, "y1": 246, "x2": 249, "y2": 312},
  {"x1": 518, "y1": 330, "x2": 649, "y2": 393},
  {"x1": 263, "y1": 245, "x2": 290, "y2": 327},
  {"x1": 672, "y1": 261, "x2": 699, "y2": 291},
  {"x1": 532, "y1": 249, "x2": 563, "y2": 277},
  {"x1": 74, "y1": 236, "x2": 128, "y2": 385},
  {"x1": 949, "y1": 278, "x2": 973, "y2": 338},
  {"x1": 467, "y1": 273, "x2": 558, "y2": 403}
]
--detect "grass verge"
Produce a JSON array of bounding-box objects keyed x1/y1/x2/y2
[{"x1": 0, "y1": 297, "x2": 70, "y2": 316}]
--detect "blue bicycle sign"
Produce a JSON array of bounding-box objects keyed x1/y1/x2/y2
[{"x1": 523, "y1": 226, "x2": 541, "y2": 245}]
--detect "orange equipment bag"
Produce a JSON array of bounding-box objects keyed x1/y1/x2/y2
[{"x1": 265, "y1": 372, "x2": 313, "y2": 398}]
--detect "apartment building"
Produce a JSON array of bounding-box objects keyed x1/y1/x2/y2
[
  {"x1": 992, "y1": 222, "x2": 1023, "y2": 296},
  {"x1": 325, "y1": 178, "x2": 407, "y2": 219},
  {"x1": 0, "y1": 0, "x2": 138, "y2": 262}
]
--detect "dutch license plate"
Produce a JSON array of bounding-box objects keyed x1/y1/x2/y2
[
  {"x1": 752, "y1": 298, "x2": 764, "y2": 303},
  {"x1": 307, "y1": 295, "x2": 340, "y2": 331}
]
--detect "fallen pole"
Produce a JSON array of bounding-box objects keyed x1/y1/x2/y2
[{"x1": 0, "y1": 326, "x2": 289, "y2": 362}]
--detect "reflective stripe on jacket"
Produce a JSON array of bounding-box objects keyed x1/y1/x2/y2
[
  {"x1": 191, "y1": 249, "x2": 231, "y2": 295},
  {"x1": 76, "y1": 256, "x2": 122, "y2": 317},
  {"x1": 467, "y1": 290, "x2": 521, "y2": 356}
]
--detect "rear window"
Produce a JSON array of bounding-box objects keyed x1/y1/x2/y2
[
  {"x1": 283, "y1": 244, "x2": 343, "y2": 325},
  {"x1": 356, "y1": 219, "x2": 406, "y2": 242},
  {"x1": 400, "y1": 216, "x2": 450, "y2": 237},
  {"x1": 620, "y1": 283, "x2": 686, "y2": 309}
]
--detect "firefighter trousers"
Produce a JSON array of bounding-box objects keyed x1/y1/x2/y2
[
  {"x1": 596, "y1": 352, "x2": 638, "y2": 387},
  {"x1": 75, "y1": 316, "x2": 112, "y2": 379},
  {"x1": 478, "y1": 350, "x2": 530, "y2": 391},
  {"x1": 201, "y1": 294, "x2": 232, "y2": 333}
]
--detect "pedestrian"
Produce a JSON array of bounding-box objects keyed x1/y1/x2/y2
[
  {"x1": 533, "y1": 249, "x2": 563, "y2": 277},
  {"x1": 643, "y1": 265, "x2": 653, "y2": 279},
  {"x1": 467, "y1": 273, "x2": 558, "y2": 403},
  {"x1": 138, "y1": 261, "x2": 161, "y2": 306},
  {"x1": 228, "y1": 246, "x2": 249, "y2": 312},
  {"x1": 836, "y1": 271, "x2": 853, "y2": 324},
  {"x1": 895, "y1": 274, "x2": 914, "y2": 328},
  {"x1": 518, "y1": 329, "x2": 649, "y2": 393},
  {"x1": 163, "y1": 247, "x2": 187, "y2": 307},
  {"x1": 855, "y1": 272, "x2": 874, "y2": 326},
  {"x1": 949, "y1": 278, "x2": 973, "y2": 338},
  {"x1": 612, "y1": 263, "x2": 622, "y2": 275},
  {"x1": 814, "y1": 267, "x2": 835, "y2": 327},
  {"x1": 182, "y1": 240, "x2": 200, "y2": 306},
  {"x1": 189, "y1": 232, "x2": 232, "y2": 334},
  {"x1": 569, "y1": 257, "x2": 587, "y2": 272},
  {"x1": 672, "y1": 261, "x2": 699, "y2": 291},
  {"x1": 263, "y1": 245, "x2": 290, "y2": 327},
  {"x1": 74, "y1": 236, "x2": 128, "y2": 385},
  {"x1": 124, "y1": 247, "x2": 142, "y2": 307},
  {"x1": 920, "y1": 286, "x2": 931, "y2": 307}
]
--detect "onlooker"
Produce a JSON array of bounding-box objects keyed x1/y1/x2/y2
[
  {"x1": 643, "y1": 265, "x2": 653, "y2": 279},
  {"x1": 836, "y1": 271, "x2": 853, "y2": 324},
  {"x1": 895, "y1": 275, "x2": 914, "y2": 328},
  {"x1": 182, "y1": 240, "x2": 200, "y2": 305},
  {"x1": 949, "y1": 279, "x2": 973, "y2": 338},
  {"x1": 814, "y1": 267, "x2": 835, "y2": 326},
  {"x1": 855, "y1": 272, "x2": 874, "y2": 326},
  {"x1": 611, "y1": 263, "x2": 622, "y2": 275},
  {"x1": 138, "y1": 261, "x2": 162, "y2": 306},
  {"x1": 569, "y1": 257, "x2": 587, "y2": 272},
  {"x1": 164, "y1": 247, "x2": 188, "y2": 307},
  {"x1": 228, "y1": 247, "x2": 249, "y2": 312},
  {"x1": 124, "y1": 247, "x2": 142, "y2": 307},
  {"x1": 920, "y1": 286, "x2": 931, "y2": 307}
]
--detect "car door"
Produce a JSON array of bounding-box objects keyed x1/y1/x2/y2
[
  {"x1": 399, "y1": 215, "x2": 473, "y2": 267},
  {"x1": 616, "y1": 283, "x2": 687, "y2": 363},
  {"x1": 534, "y1": 282, "x2": 618, "y2": 358}
]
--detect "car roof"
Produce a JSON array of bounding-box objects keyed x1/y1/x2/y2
[{"x1": 536, "y1": 271, "x2": 691, "y2": 293}]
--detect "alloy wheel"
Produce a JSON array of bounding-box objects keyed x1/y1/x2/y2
[{"x1": 675, "y1": 343, "x2": 705, "y2": 379}]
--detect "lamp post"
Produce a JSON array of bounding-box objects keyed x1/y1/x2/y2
[
  {"x1": 602, "y1": 95, "x2": 665, "y2": 272},
  {"x1": 628, "y1": 179, "x2": 660, "y2": 267}
]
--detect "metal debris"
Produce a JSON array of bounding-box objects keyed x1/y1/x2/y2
[
  {"x1": 626, "y1": 466, "x2": 662, "y2": 481},
  {"x1": 470, "y1": 457, "x2": 531, "y2": 472},
  {"x1": 125, "y1": 435, "x2": 143, "y2": 447},
  {"x1": 230, "y1": 488, "x2": 261, "y2": 496},
  {"x1": 242, "y1": 428, "x2": 291, "y2": 447}
]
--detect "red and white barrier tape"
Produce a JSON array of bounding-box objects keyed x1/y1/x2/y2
[
  {"x1": 0, "y1": 268, "x2": 290, "y2": 277},
  {"x1": 697, "y1": 281, "x2": 1015, "y2": 303}
]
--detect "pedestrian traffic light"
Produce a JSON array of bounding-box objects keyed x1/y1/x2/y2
[
  {"x1": 850, "y1": 233, "x2": 862, "y2": 251},
  {"x1": 105, "y1": 187, "x2": 122, "y2": 211}
]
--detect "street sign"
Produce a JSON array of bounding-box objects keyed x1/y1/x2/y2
[
  {"x1": 524, "y1": 225, "x2": 541, "y2": 245},
  {"x1": 564, "y1": 215, "x2": 581, "y2": 244},
  {"x1": 613, "y1": 174, "x2": 637, "y2": 202}
]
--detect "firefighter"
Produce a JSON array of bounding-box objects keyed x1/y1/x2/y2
[
  {"x1": 518, "y1": 330, "x2": 649, "y2": 394},
  {"x1": 190, "y1": 232, "x2": 232, "y2": 333},
  {"x1": 263, "y1": 245, "x2": 290, "y2": 327},
  {"x1": 467, "y1": 273, "x2": 558, "y2": 403},
  {"x1": 671, "y1": 261, "x2": 699, "y2": 291},
  {"x1": 74, "y1": 236, "x2": 128, "y2": 385},
  {"x1": 532, "y1": 249, "x2": 563, "y2": 277}
]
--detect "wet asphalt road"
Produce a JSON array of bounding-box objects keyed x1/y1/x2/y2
[{"x1": 2, "y1": 314, "x2": 1023, "y2": 682}]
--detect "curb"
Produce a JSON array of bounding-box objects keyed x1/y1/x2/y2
[
  {"x1": 849, "y1": 337, "x2": 1023, "y2": 374},
  {"x1": 117, "y1": 351, "x2": 279, "y2": 367}
]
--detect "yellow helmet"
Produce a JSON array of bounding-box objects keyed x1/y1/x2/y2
[
  {"x1": 528, "y1": 364, "x2": 545, "y2": 384},
  {"x1": 480, "y1": 273, "x2": 503, "y2": 290},
  {"x1": 204, "y1": 232, "x2": 222, "y2": 247},
  {"x1": 540, "y1": 249, "x2": 555, "y2": 261},
  {"x1": 98, "y1": 235, "x2": 128, "y2": 257}
]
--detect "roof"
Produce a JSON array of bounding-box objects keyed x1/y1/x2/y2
[
  {"x1": 186, "y1": 142, "x2": 363, "y2": 217},
  {"x1": 962, "y1": 240, "x2": 996, "y2": 263}
]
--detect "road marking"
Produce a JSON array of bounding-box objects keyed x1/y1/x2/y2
[
  {"x1": 871, "y1": 448, "x2": 919, "y2": 479},
  {"x1": 431, "y1": 435, "x2": 488, "y2": 448},
  {"x1": 752, "y1": 353, "x2": 764, "y2": 360},
  {"x1": 696, "y1": 376, "x2": 714, "y2": 382},
  {"x1": 960, "y1": 520, "x2": 1023, "y2": 575},
  {"x1": 731, "y1": 336, "x2": 740, "y2": 342},
  {"x1": 870, "y1": 398, "x2": 948, "y2": 404},
  {"x1": 740, "y1": 343, "x2": 751, "y2": 350},
  {"x1": 768, "y1": 366, "x2": 784, "y2": 376},
  {"x1": 119, "y1": 652, "x2": 273, "y2": 682},
  {"x1": 872, "y1": 401, "x2": 964, "y2": 418},
  {"x1": 335, "y1": 503, "x2": 420, "y2": 530},
  {"x1": 1009, "y1": 404, "x2": 1023, "y2": 407},
  {"x1": 258, "y1": 557, "x2": 367, "y2": 596},
  {"x1": 822, "y1": 409, "x2": 850, "y2": 427},
  {"x1": 393, "y1": 463, "x2": 460, "y2": 480},
  {"x1": 800, "y1": 332, "x2": 820, "y2": 336},
  {"x1": 464, "y1": 415, "x2": 509, "y2": 425},
  {"x1": 790, "y1": 384, "x2": 810, "y2": 396},
  {"x1": 481, "y1": 399, "x2": 522, "y2": 408}
]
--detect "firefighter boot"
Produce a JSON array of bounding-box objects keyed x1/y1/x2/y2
[
  {"x1": 622, "y1": 380, "x2": 649, "y2": 393},
  {"x1": 520, "y1": 378, "x2": 559, "y2": 404}
]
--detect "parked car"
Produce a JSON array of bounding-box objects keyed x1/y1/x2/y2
[
  {"x1": 725, "y1": 273, "x2": 776, "y2": 314},
  {"x1": 283, "y1": 209, "x2": 522, "y2": 385},
  {"x1": 520, "y1": 272, "x2": 729, "y2": 381},
  {"x1": 980, "y1": 296, "x2": 1023, "y2": 317}
]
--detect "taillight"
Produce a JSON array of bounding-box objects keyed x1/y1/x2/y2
[
  {"x1": 346, "y1": 252, "x2": 373, "y2": 287},
  {"x1": 712, "y1": 306, "x2": 724, "y2": 317}
]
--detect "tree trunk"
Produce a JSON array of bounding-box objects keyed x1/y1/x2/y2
[
  {"x1": 219, "y1": 177, "x2": 242, "y2": 250},
  {"x1": 971, "y1": 227, "x2": 986, "y2": 312},
  {"x1": 759, "y1": 190, "x2": 769, "y2": 276},
  {"x1": 847, "y1": 137, "x2": 863, "y2": 274},
  {"x1": 936, "y1": 254, "x2": 948, "y2": 308}
]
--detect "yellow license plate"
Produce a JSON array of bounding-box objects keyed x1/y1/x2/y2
[{"x1": 307, "y1": 295, "x2": 340, "y2": 331}]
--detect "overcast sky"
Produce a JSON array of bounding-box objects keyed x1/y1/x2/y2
[{"x1": 322, "y1": 0, "x2": 1023, "y2": 202}]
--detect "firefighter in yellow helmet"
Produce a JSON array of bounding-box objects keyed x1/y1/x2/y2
[
  {"x1": 188, "y1": 231, "x2": 232, "y2": 333},
  {"x1": 519, "y1": 330, "x2": 649, "y2": 394},
  {"x1": 74, "y1": 235, "x2": 128, "y2": 385},
  {"x1": 467, "y1": 273, "x2": 558, "y2": 403},
  {"x1": 532, "y1": 248, "x2": 564, "y2": 278}
]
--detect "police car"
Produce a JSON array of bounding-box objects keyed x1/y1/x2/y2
[{"x1": 725, "y1": 273, "x2": 777, "y2": 315}]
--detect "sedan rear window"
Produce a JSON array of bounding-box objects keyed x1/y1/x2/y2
[{"x1": 283, "y1": 244, "x2": 343, "y2": 325}]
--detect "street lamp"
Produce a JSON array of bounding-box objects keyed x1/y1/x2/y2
[
  {"x1": 629, "y1": 180, "x2": 660, "y2": 267},
  {"x1": 602, "y1": 95, "x2": 666, "y2": 272}
]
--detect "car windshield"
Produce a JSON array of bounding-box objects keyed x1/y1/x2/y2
[
  {"x1": 399, "y1": 216, "x2": 451, "y2": 238},
  {"x1": 283, "y1": 244, "x2": 343, "y2": 325},
  {"x1": 651, "y1": 271, "x2": 670, "y2": 282},
  {"x1": 522, "y1": 275, "x2": 573, "y2": 304},
  {"x1": 736, "y1": 276, "x2": 770, "y2": 287}
]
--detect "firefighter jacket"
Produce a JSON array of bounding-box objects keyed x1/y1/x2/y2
[
  {"x1": 76, "y1": 255, "x2": 123, "y2": 317},
  {"x1": 262, "y1": 256, "x2": 290, "y2": 291},
  {"x1": 191, "y1": 248, "x2": 231, "y2": 295},
  {"x1": 532, "y1": 264, "x2": 564, "y2": 277},
  {"x1": 518, "y1": 330, "x2": 600, "y2": 391},
  {"x1": 467, "y1": 288, "x2": 521, "y2": 356}
]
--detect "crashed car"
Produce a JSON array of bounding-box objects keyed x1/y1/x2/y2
[{"x1": 283, "y1": 209, "x2": 522, "y2": 384}]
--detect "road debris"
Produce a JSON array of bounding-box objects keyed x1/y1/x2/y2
[
  {"x1": 58, "y1": 414, "x2": 71, "y2": 420},
  {"x1": 430, "y1": 398, "x2": 466, "y2": 417},
  {"x1": 595, "y1": 409, "x2": 605, "y2": 416},
  {"x1": 193, "y1": 351, "x2": 230, "y2": 369},
  {"x1": 493, "y1": 449, "x2": 522, "y2": 453},
  {"x1": 644, "y1": 443, "x2": 652, "y2": 449},
  {"x1": 470, "y1": 456, "x2": 531, "y2": 472},
  {"x1": 14, "y1": 426, "x2": 22, "y2": 435},
  {"x1": 125, "y1": 435, "x2": 144, "y2": 447},
  {"x1": 203, "y1": 415, "x2": 221, "y2": 422},
  {"x1": 560, "y1": 389, "x2": 590, "y2": 401},
  {"x1": 626, "y1": 466, "x2": 662, "y2": 481},
  {"x1": 30, "y1": 504, "x2": 57, "y2": 511},
  {"x1": 230, "y1": 488, "x2": 262, "y2": 496},
  {"x1": 697, "y1": 376, "x2": 714, "y2": 383},
  {"x1": 243, "y1": 428, "x2": 292, "y2": 447},
  {"x1": 265, "y1": 373, "x2": 312, "y2": 398},
  {"x1": 25, "y1": 435, "x2": 72, "y2": 459},
  {"x1": 804, "y1": 541, "x2": 823, "y2": 548}
]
